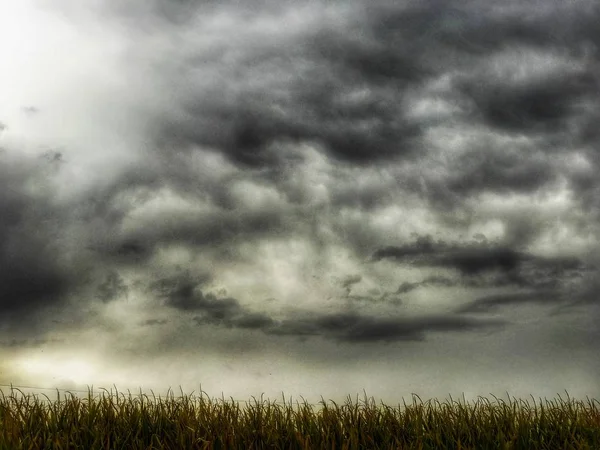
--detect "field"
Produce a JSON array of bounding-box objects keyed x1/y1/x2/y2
[{"x1": 0, "y1": 386, "x2": 598, "y2": 449}]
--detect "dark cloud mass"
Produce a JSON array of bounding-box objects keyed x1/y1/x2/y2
[
  {"x1": 146, "y1": 269, "x2": 507, "y2": 344},
  {"x1": 454, "y1": 291, "x2": 563, "y2": 314},
  {"x1": 0, "y1": 0, "x2": 599, "y2": 403},
  {"x1": 374, "y1": 236, "x2": 528, "y2": 275},
  {"x1": 149, "y1": 1, "x2": 450, "y2": 168},
  {"x1": 375, "y1": 236, "x2": 590, "y2": 288},
  {"x1": 458, "y1": 67, "x2": 597, "y2": 134},
  {"x1": 266, "y1": 312, "x2": 507, "y2": 343},
  {"x1": 0, "y1": 158, "x2": 74, "y2": 320},
  {"x1": 397, "y1": 275, "x2": 456, "y2": 294}
]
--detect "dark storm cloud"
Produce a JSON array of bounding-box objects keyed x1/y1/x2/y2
[
  {"x1": 146, "y1": 271, "x2": 282, "y2": 334},
  {"x1": 456, "y1": 265, "x2": 600, "y2": 315},
  {"x1": 79, "y1": 162, "x2": 296, "y2": 264},
  {"x1": 310, "y1": 24, "x2": 427, "y2": 84},
  {"x1": 356, "y1": 2, "x2": 598, "y2": 215},
  {"x1": 437, "y1": 247, "x2": 524, "y2": 275},
  {"x1": 265, "y1": 312, "x2": 507, "y2": 343},
  {"x1": 160, "y1": 67, "x2": 423, "y2": 167},
  {"x1": 148, "y1": 270, "x2": 507, "y2": 343},
  {"x1": 148, "y1": 1, "x2": 462, "y2": 168},
  {"x1": 109, "y1": 240, "x2": 154, "y2": 262},
  {"x1": 194, "y1": 312, "x2": 276, "y2": 330},
  {"x1": 229, "y1": 313, "x2": 276, "y2": 329},
  {"x1": 547, "y1": 273, "x2": 600, "y2": 314},
  {"x1": 74, "y1": 169, "x2": 167, "y2": 264},
  {"x1": 397, "y1": 275, "x2": 456, "y2": 294},
  {"x1": 0, "y1": 155, "x2": 75, "y2": 322},
  {"x1": 104, "y1": 205, "x2": 291, "y2": 260},
  {"x1": 444, "y1": 143, "x2": 557, "y2": 197},
  {"x1": 76, "y1": 167, "x2": 162, "y2": 225},
  {"x1": 154, "y1": 0, "x2": 599, "y2": 166},
  {"x1": 141, "y1": 319, "x2": 169, "y2": 327},
  {"x1": 373, "y1": 236, "x2": 528, "y2": 275},
  {"x1": 149, "y1": 271, "x2": 217, "y2": 311},
  {"x1": 197, "y1": 306, "x2": 508, "y2": 343},
  {"x1": 112, "y1": 0, "x2": 600, "y2": 264},
  {"x1": 432, "y1": 1, "x2": 600, "y2": 56},
  {"x1": 454, "y1": 291, "x2": 563, "y2": 314},
  {"x1": 457, "y1": 67, "x2": 598, "y2": 134},
  {"x1": 374, "y1": 236, "x2": 588, "y2": 289},
  {"x1": 3, "y1": 0, "x2": 600, "y2": 363},
  {"x1": 344, "y1": 291, "x2": 404, "y2": 306},
  {"x1": 149, "y1": 271, "x2": 275, "y2": 328}
]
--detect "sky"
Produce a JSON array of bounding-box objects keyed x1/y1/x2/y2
[{"x1": 0, "y1": 0, "x2": 599, "y2": 408}]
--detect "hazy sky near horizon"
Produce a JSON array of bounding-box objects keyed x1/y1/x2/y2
[{"x1": 0, "y1": 0, "x2": 599, "y2": 406}]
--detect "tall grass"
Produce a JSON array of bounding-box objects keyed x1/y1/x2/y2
[{"x1": 0, "y1": 385, "x2": 598, "y2": 449}]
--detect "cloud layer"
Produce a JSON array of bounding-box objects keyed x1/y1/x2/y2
[{"x1": 0, "y1": 0, "x2": 598, "y2": 402}]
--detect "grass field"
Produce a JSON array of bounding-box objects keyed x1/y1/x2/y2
[{"x1": 0, "y1": 385, "x2": 598, "y2": 449}]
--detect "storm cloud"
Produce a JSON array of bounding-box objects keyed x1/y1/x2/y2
[{"x1": 0, "y1": 0, "x2": 598, "y2": 405}]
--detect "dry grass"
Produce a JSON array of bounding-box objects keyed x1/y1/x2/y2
[{"x1": 0, "y1": 385, "x2": 598, "y2": 449}]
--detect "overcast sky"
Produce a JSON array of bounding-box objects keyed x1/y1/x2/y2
[{"x1": 1, "y1": 0, "x2": 599, "y2": 407}]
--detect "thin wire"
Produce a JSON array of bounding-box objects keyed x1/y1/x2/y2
[{"x1": 0, "y1": 383, "x2": 90, "y2": 394}]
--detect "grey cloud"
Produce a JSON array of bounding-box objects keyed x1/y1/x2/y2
[
  {"x1": 160, "y1": 69, "x2": 423, "y2": 167},
  {"x1": 2, "y1": 0, "x2": 599, "y2": 396},
  {"x1": 22, "y1": 106, "x2": 40, "y2": 115},
  {"x1": 375, "y1": 234, "x2": 596, "y2": 317},
  {"x1": 141, "y1": 319, "x2": 169, "y2": 327},
  {"x1": 109, "y1": 240, "x2": 154, "y2": 262},
  {"x1": 111, "y1": 206, "x2": 291, "y2": 258},
  {"x1": 396, "y1": 281, "x2": 422, "y2": 295},
  {"x1": 345, "y1": 292, "x2": 404, "y2": 306},
  {"x1": 374, "y1": 236, "x2": 587, "y2": 289},
  {"x1": 80, "y1": 166, "x2": 296, "y2": 264},
  {"x1": 0, "y1": 156, "x2": 76, "y2": 324},
  {"x1": 231, "y1": 313, "x2": 276, "y2": 329},
  {"x1": 146, "y1": 1, "x2": 445, "y2": 168},
  {"x1": 91, "y1": 0, "x2": 600, "y2": 268},
  {"x1": 327, "y1": 182, "x2": 395, "y2": 210},
  {"x1": 96, "y1": 271, "x2": 128, "y2": 303},
  {"x1": 458, "y1": 68, "x2": 597, "y2": 134},
  {"x1": 387, "y1": 3, "x2": 600, "y2": 212},
  {"x1": 265, "y1": 312, "x2": 507, "y2": 343},
  {"x1": 149, "y1": 272, "x2": 222, "y2": 312},
  {"x1": 427, "y1": 1, "x2": 600, "y2": 56},
  {"x1": 195, "y1": 312, "x2": 276, "y2": 330},
  {"x1": 397, "y1": 275, "x2": 457, "y2": 294},
  {"x1": 40, "y1": 150, "x2": 65, "y2": 165},
  {"x1": 373, "y1": 236, "x2": 526, "y2": 275},
  {"x1": 547, "y1": 274, "x2": 600, "y2": 315},
  {"x1": 333, "y1": 275, "x2": 404, "y2": 305},
  {"x1": 438, "y1": 248, "x2": 526, "y2": 276},
  {"x1": 0, "y1": 338, "x2": 61, "y2": 348},
  {"x1": 149, "y1": 271, "x2": 507, "y2": 343},
  {"x1": 374, "y1": 235, "x2": 438, "y2": 261},
  {"x1": 446, "y1": 144, "x2": 557, "y2": 197},
  {"x1": 339, "y1": 274, "x2": 362, "y2": 296},
  {"x1": 149, "y1": 272, "x2": 278, "y2": 330},
  {"x1": 454, "y1": 291, "x2": 564, "y2": 314}
]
